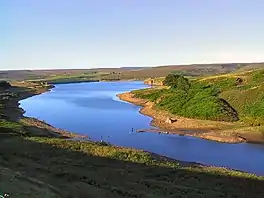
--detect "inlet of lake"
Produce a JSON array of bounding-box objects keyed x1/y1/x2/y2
[{"x1": 20, "y1": 81, "x2": 264, "y2": 175}]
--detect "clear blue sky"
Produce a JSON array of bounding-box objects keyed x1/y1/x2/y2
[{"x1": 1, "y1": 0, "x2": 264, "y2": 70}]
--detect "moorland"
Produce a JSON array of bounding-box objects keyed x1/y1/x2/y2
[{"x1": 1, "y1": 63, "x2": 264, "y2": 197}]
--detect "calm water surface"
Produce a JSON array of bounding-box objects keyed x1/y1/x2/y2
[{"x1": 20, "y1": 81, "x2": 264, "y2": 175}]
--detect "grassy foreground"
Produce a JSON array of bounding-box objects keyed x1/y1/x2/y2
[
  {"x1": 1, "y1": 81, "x2": 264, "y2": 197},
  {"x1": 2, "y1": 136, "x2": 264, "y2": 197}
]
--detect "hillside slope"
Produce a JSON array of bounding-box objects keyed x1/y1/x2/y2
[{"x1": 137, "y1": 69, "x2": 264, "y2": 123}]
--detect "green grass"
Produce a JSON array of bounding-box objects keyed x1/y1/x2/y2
[
  {"x1": 27, "y1": 72, "x2": 109, "y2": 84},
  {"x1": 0, "y1": 136, "x2": 263, "y2": 197},
  {"x1": 0, "y1": 120, "x2": 27, "y2": 136},
  {"x1": 30, "y1": 75, "x2": 97, "y2": 84},
  {"x1": 220, "y1": 86, "x2": 264, "y2": 126},
  {"x1": 216, "y1": 70, "x2": 264, "y2": 126},
  {"x1": 1, "y1": 79, "x2": 264, "y2": 197},
  {"x1": 133, "y1": 88, "x2": 168, "y2": 102},
  {"x1": 133, "y1": 82, "x2": 238, "y2": 121},
  {"x1": 135, "y1": 69, "x2": 264, "y2": 125},
  {"x1": 28, "y1": 137, "x2": 177, "y2": 167}
]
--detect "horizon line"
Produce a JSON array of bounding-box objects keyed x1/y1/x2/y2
[{"x1": 1, "y1": 60, "x2": 263, "y2": 71}]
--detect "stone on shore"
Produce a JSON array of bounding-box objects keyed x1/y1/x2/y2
[{"x1": 166, "y1": 117, "x2": 177, "y2": 124}]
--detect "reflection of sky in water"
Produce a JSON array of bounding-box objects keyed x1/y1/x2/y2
[
  {"x1": 20, "y1": 81, "x2": 264, "y2": 175},
  {"x1": 73, "y1": 97, "x2": 138, "y2": 110}
]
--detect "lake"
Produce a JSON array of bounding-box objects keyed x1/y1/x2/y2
[{"x1": 20, "y1": 81, "x2": 264, "y2": 175}]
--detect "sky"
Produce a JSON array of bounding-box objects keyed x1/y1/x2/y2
[{"x1": 1, "y1": 0, "x2": 264, "y2": 70}]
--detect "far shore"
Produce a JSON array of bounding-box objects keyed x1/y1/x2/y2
[{"x1": 117, "y1": 91, "x2": 264, "y2": 144}]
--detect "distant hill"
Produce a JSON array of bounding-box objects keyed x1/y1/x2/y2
[
  {"x1": 116, "y1": 63, "x2": 264, "y2": 79},
  {"x1": 1, "y1": 62, "x2": 263, "y2": 81},
  {"x1": 118, "y1": 64, "x2": 237, "y2": 79},
  {"x1": 120, "y1": 67, "x2": 148, "y2": 70},
  {"x1": 236, "y1": 63, "x2": 264, "y2": 71}
]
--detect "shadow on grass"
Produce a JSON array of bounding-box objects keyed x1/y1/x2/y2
[{"x1": 0, "y1": 135, "x2": 264, "y2": 198}]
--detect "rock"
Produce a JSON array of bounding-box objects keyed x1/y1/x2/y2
[{"x1": 165, "y1": 117, "x2": 177, "y2": 124}]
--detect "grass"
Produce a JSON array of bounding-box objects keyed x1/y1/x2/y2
[
  {"x1": 133, "y1": 82, "x2": 238, "y2": 121},
  {"x1": 216, "y1": 70, "x2": 264, "y2": 126},
  {"x1": 0, "y1": 165, "x2": 61, "y2": 198},
  {"x1": 134, "y1": 69, "x2": 264, "y2": 126},
  {"x1": 221, "y1": 86, "x2": 264, "y2": 125},
  {"x1": 1, "y1": 136, "x2": 264, "y2": 197},
  {"x1": 1, "y1": 76, "x2": 264, "y2": 197},
  {"x1": 29, "y1": 72, "x2": 101, "y2": 84},
  {"x1": 0, "y1": 120, "x2": 24, "y2": 132}
]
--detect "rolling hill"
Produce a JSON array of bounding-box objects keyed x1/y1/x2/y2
[{"x1": 1, "y1": 62, "x2": 263, "y2": 81}]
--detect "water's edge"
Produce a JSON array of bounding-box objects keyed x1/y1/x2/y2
[{"x1": 19, "y1": 82, "x2": 264, "y2": 175}]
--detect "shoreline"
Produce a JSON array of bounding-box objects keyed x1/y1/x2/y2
[
  {"x1": 10, "y1": 83, "x2": 225, "y2": 170},
  {"x1": 10, "y1": 82, "x2": 87, "y2": 139},
  {"x1": 117, "y1": 91, "x2": 263, "y2": 144},
  {"x1": 15, "y1": 82, "x2": 238, "y2": 142},
  {"x1": 7, "y1": 81, "x2": 264, "y2": 176},
  {"x1": 14, "y1": 81, "x2": 263, "y2": 144}
]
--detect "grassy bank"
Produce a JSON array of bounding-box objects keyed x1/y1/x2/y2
[
  {"x1": 118, "y1": 91, "x2": 247, "y2": 143},
  {"x1": 134, "y1": 69, "x2": 264, "y2": 124},
  {"x1": 129, "y1": 69, "x2": 264, "y2": 143},
  {"x1": 195, "y1": 69, "x2": 264, "y2": 126},
  {"x1": 1, "y1": 80, "x2": 264, "y2": 197},
  {"x1": 2, "y1": 136, "x2": 264, "y2": 197},
  {"x1": 133, "y1": 81, "x2": 238, "y2": 122}
]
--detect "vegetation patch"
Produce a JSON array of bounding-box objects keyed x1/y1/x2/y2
[
  {"x1": 0, "y1": 120, "x2": 26, "y2": 136},
  {"x1": 133, "y1": 74, "x2": 238, "y2": 121},
  {"x1": 0, "y1": 136, "x2": 262, "y2": 197},
  {"x1": 135, "y1": 69, "x2": 264, "y2": 125},
  {"x1": 217, "y1": 70, "x2": 264, "y2": 126}
]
